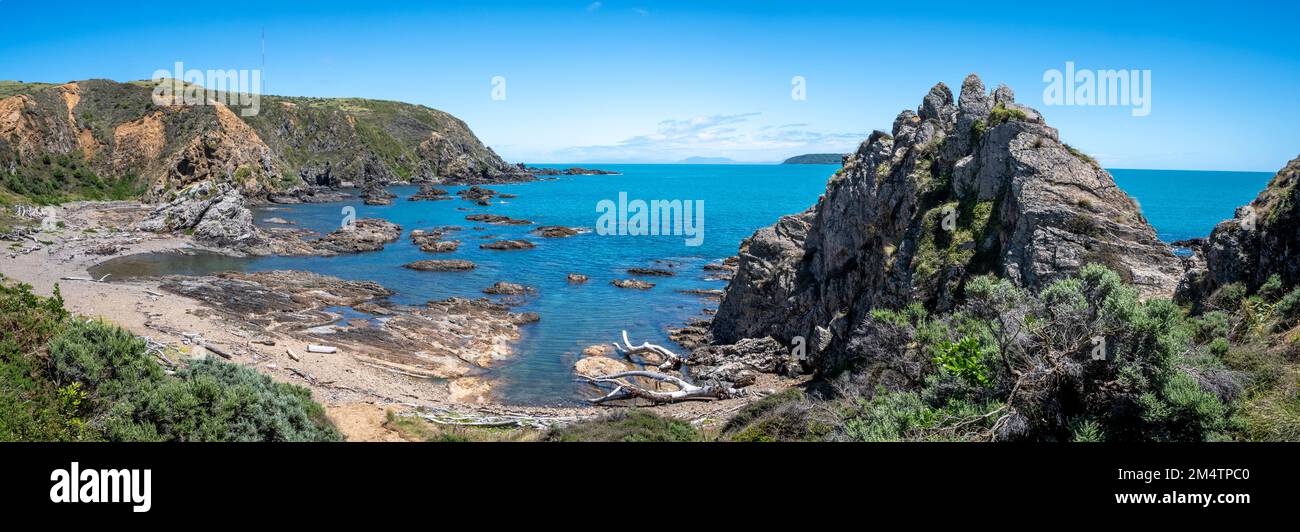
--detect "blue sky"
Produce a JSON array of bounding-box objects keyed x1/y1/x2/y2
[{"x1": 1, "y1": 0, "x2": 1297, "y2": 170}]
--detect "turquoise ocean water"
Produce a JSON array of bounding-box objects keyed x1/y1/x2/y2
[{"x1": 91, "y1": 164, "x2": 1275, "y2": 404}]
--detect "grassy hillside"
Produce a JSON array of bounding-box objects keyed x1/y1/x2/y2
[{"x1": 0, "y1": 78, "x2": 519, "y2": 206}]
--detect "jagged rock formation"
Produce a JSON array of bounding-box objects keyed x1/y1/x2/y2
[
  {"x1": 1177, "y1": 155, "x2": 1300, "y2": 302},
  {"x1": 0, "y1": 79, "x2": 530, "y2": 204},
  {"x1": 708, "y1": 74, "x2": 1182, "y2": 375},
  {"x1": 313, "y1": 219, "x2": 402, "y2": 254},
  {"x1": 139, "y1": 180, "x2": 269, "y2": 251}
]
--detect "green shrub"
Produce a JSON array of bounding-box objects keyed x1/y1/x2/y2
[
  {"x1": 49, "y1": 319, "x2": 163, "y2": 400},
  {"x1": 0, "y1": 279, "x2": 89, "y2": 441},
  {"x1": 1274, "y1": 287, "x2": 1300, "y2": 331},
  {"x1": 931, "y1": 336, "x2": 990, "y2": 387},
  {"x1": 987, "y1": 103, "x2": 1028, "y2": 127},
  {"x1": 721, "y1": 388, "x2": 831, "y2": 442},
  {"x1": 544, "y1": 410, "x2": 699, "y2": 442},
  {"x1": 1070, "y1": 419, "x2": 1105, "y2": 442},
  {"x1": 1208, "y1": 283, "x2": 1248, "y2": 312},
  {"x1": 840, "y1": 391, "x2": 934, "y2": 441},
  {"x1": 0, "y1": 278, "x2": 339, "y2": 442},
  {"x1": 1258, "y1": 274, "x2": 1285, "y2": 301},
  {"x1": 1138, "y1": 372, "x2": 1229, "y2": 441},
  {"x1": 103, "y1": 358, "x2": 341, "y2": 442},
  {"x1": 1208, "y1": 337, "x2": 1231, "y2": 358}
]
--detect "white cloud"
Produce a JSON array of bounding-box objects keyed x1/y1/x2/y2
[{"x1": 586, "y1": 2, "x2": 602, "y2": 12}]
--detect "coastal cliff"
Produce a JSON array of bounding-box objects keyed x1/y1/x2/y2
[
  {"x1": 0, "y1": 79, "x2": 527, "y2": 204},
  {"x1": 1178, "y1": 155, "x2": 1300, "y2": 303},
  {"x1": 709, "y1": 74, "x2": 1183, "y2": 373}
]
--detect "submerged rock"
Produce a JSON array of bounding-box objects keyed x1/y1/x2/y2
[
  {"x1": 567, "y1": 273, "x2": 589, "y2": 283},
  {"x1": 483, "y1": 281, "x2": 535, "y2": 295},
  {"x1": 581, "y1": 344, "x2": 614, "y2": 357},
  {"x1": 465, "y1": 213, "x2": 532, "y2": 225},
  {"x1": 410, "y1": 227, "x2": 461, "y2": 253},
  {"x1": 403, "y1": 259, "x2": 477, "y2": 271},
  {"x1": 611, "y1": 279, "x2": 654, "y2": 290},
  {"x1": 627, "y1": 267, "x2": 675, "y2": 277},
  {"x1": 479, "y1": 239, "x2": 536, "y2": 250},
  {"x1": 532, "y1": 225, "x2": 583, "y2": 238}
]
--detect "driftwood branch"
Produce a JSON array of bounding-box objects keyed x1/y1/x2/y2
[
  {"x1": 579, "y1": 370, "x2": 743, "y2": 405},
  {"x1": 612, "y1": 330, "x2": 685, "y2": 371},
  {"x1": 59, "y1": 274, "x2": 111, "y2": 283},
  {"x1": 198, "y1": 340, "x2": 233, "y2": 359}
]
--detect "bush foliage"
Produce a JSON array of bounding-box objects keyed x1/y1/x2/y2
[
  {"x1": 0, "y1": 276, "x2": 340, "y2": 442},
  {"x1": 721, "y1": 264, "x2": 1300, "y2": 442}
]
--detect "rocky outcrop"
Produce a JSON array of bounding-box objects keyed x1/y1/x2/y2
[
  {"x1": 1177, "y1": 155, "x2": 1300, "y2": 303},
  {"x1": 479, "y1": 239, "x2": 535, "y2": 251},
  {"x1": 410, "y1": 227, "x2": 461, "y2": 253},
  {"x1": 313, "y1": 219, "x2": 402, "y2": 254},
  {"x1": 403, "y1": 259, "x2": 476, "y2": 272},
  {"x1": 408, "y1": 185, "x2": 450, "y2": 201},
  {"x1": 532, "y1": 226, "x2": 582, "y2": 238},
  {"x1": 157, "y1": 271, "x2": 538, "y2": 403},
  {"x1": 517, "y1": 164, "x2": 618, "y2": 176},
  {"x1": 627, "y1": 267, "x2": 675, "y2": 277},
  {"x1": 465, "y1": 213, "x2": 532, "y2": 225},
  {"x1": 611, "y1": 279, "x2": 654, "y2": 290},
  {"x1": 690, "y1": 337, "x2": 799, "y2": 386},
  {"x1": 483, "y1": 281, "x2": 535, "y2": 296},
  {"x1": 139, "y1": 181, "x2": 268, "y2": 252},
  {"x1": 708, "y1": 74, "x2": 1182, "y2": 375}
]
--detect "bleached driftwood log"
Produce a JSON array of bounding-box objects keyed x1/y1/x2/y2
[
  {"x1": 611, "y1": 330, "x2": 685, "y2": 371},
  {"x1": 579, "y1": 370, "x2": 743, "y2": 404}
]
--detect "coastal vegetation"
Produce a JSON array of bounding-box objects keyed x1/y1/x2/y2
[
  {"x1": 558, "y1": 265, "x2": 1300, "y2": 442},
  {"x1": 0, "y1": 275, "x2": 341, "y2": 441}
]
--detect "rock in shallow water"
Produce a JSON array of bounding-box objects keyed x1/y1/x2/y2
[
  {"x1": 403, "y1": 259, "x2": 477, "y2": 271},
  {"x1": 479, "y1": 239, "x2": 536, "y2": 250},
  {"x1": 611, "y1": 279, "x2": 654, "y2": 290}
]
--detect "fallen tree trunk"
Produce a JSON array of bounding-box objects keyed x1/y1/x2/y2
[{"x1": 579, "y1": 370, "x2": 743, "y2": 405}]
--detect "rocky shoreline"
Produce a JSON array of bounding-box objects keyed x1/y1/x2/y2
[{"x1": 0, "y1": 194, "x2": 768, "y2": 439}]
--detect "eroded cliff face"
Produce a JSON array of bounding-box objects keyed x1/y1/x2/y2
[
  {"x1": 0, "y1": 79, "x2": 526, "y2": 202},
  {"x1": 1178, "y1": 155, "x2": 1300, "y2": 302},
  {"x1": 709, "y1": 74, "x2": 1182, "y2": 374}
]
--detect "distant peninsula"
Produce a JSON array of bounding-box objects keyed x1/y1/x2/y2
[{"x1": 781, "y1": 153, "x2": 844, "y2": 165}]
